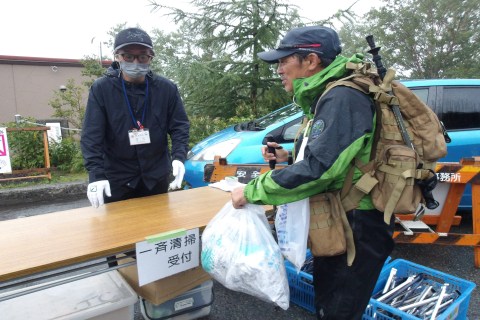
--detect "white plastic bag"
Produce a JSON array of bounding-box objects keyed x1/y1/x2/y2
[
  {"x1": 201, "y1": 201, "x2": 290, "y2": 310},
  {"x1": 275, "y1": 198, "x2": 310, "y2": 272},
  {"x1": 275, "y1": 130, "x2": 310, "y2": 272}
]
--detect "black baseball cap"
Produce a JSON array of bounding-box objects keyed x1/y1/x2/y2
[
  {"x1": 114, "y1": 28, "x2": 154, "y2": 53},
  {"x1": 258, "y1": 26, "x2": 342, "y2": 64}
]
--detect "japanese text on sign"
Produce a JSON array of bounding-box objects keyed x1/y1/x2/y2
[
  {"x1": 236, "y1": 166, "x2": 262, "y2": 184},
  {"x1": 136, "y1": 228, "x2": 199, "y2": 286},
  {"x1": 436, "y1": 172, "x2": 461, "y2": 183}
]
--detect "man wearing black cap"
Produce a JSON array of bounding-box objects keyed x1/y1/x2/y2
[
  {"x1": 232, "y1": 26, "x2": 394, "y2": 319},
  {"x1": 81, "y1": 27, "x2": 190, "y2": 208}
]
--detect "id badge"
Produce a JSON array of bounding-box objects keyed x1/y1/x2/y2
[{"x1": 128, "y1": 129, "x2": 151, "y2": 145}]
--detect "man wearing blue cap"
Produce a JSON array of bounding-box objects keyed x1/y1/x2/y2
[
  {"x1": 81, "y1": 28, "x2": 190, "y2": 208},
  {"x1": 232, "y1": 26, "x2": 394, "y2": 319}
]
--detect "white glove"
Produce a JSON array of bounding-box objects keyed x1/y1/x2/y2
[
  {"x1": 169, "y1": 160, "x2": 185, "y2": 190},
  {"x1": 87, "y1": 180, "x2": 111, "y2": 208}
]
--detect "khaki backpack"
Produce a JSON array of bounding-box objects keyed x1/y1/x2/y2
[{"x1": 323, "y1": 62, "x2": 448, "y2": 224}]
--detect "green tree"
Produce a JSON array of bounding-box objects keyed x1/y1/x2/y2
[
  {"x1": 48, "y1": 79, "x2": 86, "y2": 130},
  {"x1": 143, "y1": 0, "x2": 357, "y2": 147},
  {"x1": 355, "y1": 0, "x2": 480, "y2": 79},
  {"x1": 150, "y1": 0, "x2": 304, "y2": 118},
  {"x1": 48, "y1": 57, "x2": 108, "y2": 130},
  {"x1": 149, "y1": 0, "x2": 356, "y2": 118},
  {"x1": 81, "y1": 56, "x2": 108, "y2": 87},
  {"x1": 338, "y1": 22, "x2": 371, "y2": 58}
]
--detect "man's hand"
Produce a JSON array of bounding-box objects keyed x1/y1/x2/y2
[
  {"x1": 87, "y1": 180, "x2": 111, "y2": 208},
  {"x1": 169, "y1": 160, "x2": 185, "y2": 190},
  {"x1": 262, "y1": 142, "x2": 289, "y2": 163},
  {"x1": 231, "y1": 186, "x2": 248, "y2": 209}
]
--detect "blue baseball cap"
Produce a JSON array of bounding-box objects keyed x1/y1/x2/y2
[{"x1": 258, "y1": 26, "x2": 342, "y2": 64}]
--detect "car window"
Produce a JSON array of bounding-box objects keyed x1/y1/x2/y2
[
  {"x1": 283, "y1": 120, "x2": 303, "y2": 141},
  {"x1": 264, "y1": 116, "x2": 303, "y2": 144},
  {"x1": 255, "y1": 104, "x2": 301, "y2": 128},
  {"x1": 439, "y1": 87, "x2": 480, "y2": 130},
  {"x1": 409, "y1": 88, "x2": 429, "y2": 104}
]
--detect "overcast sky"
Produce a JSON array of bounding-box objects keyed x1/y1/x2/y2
[{"x1": 1, "y1": 0, "x2": 381, "y2": 60}]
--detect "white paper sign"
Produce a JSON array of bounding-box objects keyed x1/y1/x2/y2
[
  {"x1": 136, "y1": 228, "x2": 200, "y2": 286},
  {"x1": 46, "y1": 122, "x2": 62, "y2": 144},
  {"x1": 0, "y1": 128, "x2": 12, "y2": 174}
]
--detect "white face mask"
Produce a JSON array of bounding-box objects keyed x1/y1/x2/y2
[{"x1": 119, "y1": 61, "x2": 150, "y2": 79}]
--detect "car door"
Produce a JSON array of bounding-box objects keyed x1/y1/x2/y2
[
  {"x1": 433, "y1": 84, "x2": 480, "y2": 210},
  {"x1": 408, "y1": 83, "x2": 480, "y2": 209},
  {"x1": 434, "y1": 85, "x2": 480, "y2": 162}
]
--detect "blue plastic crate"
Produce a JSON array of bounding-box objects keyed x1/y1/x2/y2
[
  {"x1": 363, "y1": 259, "x2": 476, "y2": 320},
  {"x1": 284, "y1": 252, "x2": 392, "y2": 314},
  {"x1": 284, "y1": 250, "x2": 315, "y2": 313}
]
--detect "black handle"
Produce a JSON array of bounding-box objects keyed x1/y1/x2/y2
[
  {"x1": 265, "y1": 134, "x2": 276, "y2": 169},
  {"x1": 366, "y1": 35, "x2": 377, "y2": 52},
  {"x1": 365, "y1": 34, "x2": 386, "y2": 80}
]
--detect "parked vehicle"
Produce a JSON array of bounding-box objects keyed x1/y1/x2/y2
[{"x1": 184, "y1": 79, "x2": 480, "y2": 209}]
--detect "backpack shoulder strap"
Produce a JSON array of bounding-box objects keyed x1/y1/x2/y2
[
  {"x1": 321, "y1": 62, "x2": 379, "y2": 99},
  {"x1": 319, "y1": 64, "x2": 382, "y2": 211},
  {"x1": 322, "y1": 75, "x2": 370, "y2": 99}
]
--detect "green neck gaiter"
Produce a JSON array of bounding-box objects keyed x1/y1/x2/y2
[{"x1": 293, "y1": 53, "x2": 364, "y2": 119}]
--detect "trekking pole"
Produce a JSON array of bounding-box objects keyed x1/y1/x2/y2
[
  {"x1": 366, "y1": 35, "x2": 414, "y2": 150},
  {"x1": 365, "y1": 35, "x2": 439, "y2": 214},
  {"x1": 265, "y1": 134, "x2": 278, "y2": 229},
  {"x1": 265, "y1": 134, "x2": 277, "y2": 170},
  {"x1": 366, "y1": 35, "x2": 386, "y2": 80}
]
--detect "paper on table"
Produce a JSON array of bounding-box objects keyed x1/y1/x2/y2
[{"x1": 208, "y1": 179, "x2": 246, "y2": 192}]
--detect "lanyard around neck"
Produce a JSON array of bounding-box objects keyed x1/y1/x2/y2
[{"x1": 121, "y1": 77, "x2": 149, "y2": 129}]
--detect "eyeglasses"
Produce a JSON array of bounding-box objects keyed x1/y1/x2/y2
[{"x1": 117, "y1": 53, "x2": 153, "y2": 63}]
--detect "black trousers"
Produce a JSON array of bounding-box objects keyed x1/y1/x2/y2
[
  {"x1": 105, "y1": 178, "x2": 170, "y2": 267},
  {"x1": 313, "y1": 209, "x2": 395, "y2": 320}
]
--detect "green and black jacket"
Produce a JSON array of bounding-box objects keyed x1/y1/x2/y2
[{"x1": 244, "y1": 55, "x2": 376, "y2": 210}]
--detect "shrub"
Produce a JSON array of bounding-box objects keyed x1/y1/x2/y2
[
  {"x1": 2, "y1": 120, "x2": 46, "y2": 170},
  {"x1": 49, "y1": 137, "x2": 85, "y2": 173}
]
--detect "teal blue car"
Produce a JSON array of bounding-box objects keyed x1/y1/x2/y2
[{"x1": 184, "y1": 79, "x2": 480, "y2": 209}]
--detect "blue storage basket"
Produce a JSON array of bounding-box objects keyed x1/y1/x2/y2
[
  {"x1": 284, "y1": 252, "x2": 392, "y2": 314},
  {"x1": 284, "y1": 250, "x2": 315, "y2": 313},
  {"x1": 363, "y1": 259, "x2": 476, "y2": 320}
]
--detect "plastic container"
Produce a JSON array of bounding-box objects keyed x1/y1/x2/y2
[
  {"x1": 140, "y1": 279, "x2": 213, "y2": 320},
  {"x1": 284, "y1": 251, "x2": 392, "y2": 314},
  {"x1": 363, "y1": 259, "x2": 476, "y2": 320},
  {"x1": 284, "y1": 250, "x2": 315, "y2": 313},
  {"x1": 0, "y1": 270, "x2": 138, "y2": 320}
]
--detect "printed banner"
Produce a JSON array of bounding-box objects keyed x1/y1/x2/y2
[{"x1": 0, "y1": 128, "x2": 12, "y2": 174}]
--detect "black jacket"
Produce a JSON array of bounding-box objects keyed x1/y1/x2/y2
[
  {"x1": 81, "y1": 62, "x2": 190, "y2": 189},
  {"x1": 245, "y1": 86, "x2": 376, "y2": 208}
]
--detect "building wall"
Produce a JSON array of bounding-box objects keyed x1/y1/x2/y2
[{"x1": 0, "y1": 56, "x2": 110, "y2": 126}]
